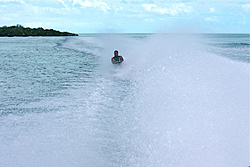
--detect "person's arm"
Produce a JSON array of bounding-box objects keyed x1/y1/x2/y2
[
  {"x1": 120, "y1": 56, "x2": 124, "y2": 62},
  {"x1": 111, "y1": 57, "x2": 116, "y2": 64}
]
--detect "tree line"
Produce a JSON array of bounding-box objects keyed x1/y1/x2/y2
[{"x1": 0, "y1": 24, "x2": 78, "y2": 37}]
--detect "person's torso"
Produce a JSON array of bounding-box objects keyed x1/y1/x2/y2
[{"x1": 113, "y1": 56, "x2": 122, "y2": 63}]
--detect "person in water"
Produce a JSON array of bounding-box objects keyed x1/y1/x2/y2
[{"x1": 111, "y1": 50, "x2": 124, "y2": 64}]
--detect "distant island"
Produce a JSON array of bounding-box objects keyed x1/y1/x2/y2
[{"x1": 0, "y1": 24, "x2": 78, "y2": 37}]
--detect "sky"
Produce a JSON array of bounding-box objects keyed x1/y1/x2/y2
[{"x1": 0, "y1": 0, "x2": 249, "y2": 33}]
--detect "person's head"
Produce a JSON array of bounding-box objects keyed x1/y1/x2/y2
[{"x1": 114, "y1": 50, "x2": 118, "y2": 56}]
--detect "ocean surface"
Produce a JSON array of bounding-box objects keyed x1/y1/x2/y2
[{"x1": 0, "y1": 33, "x2": 249, "y2": 167}]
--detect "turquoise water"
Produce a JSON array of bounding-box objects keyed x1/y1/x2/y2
[{"x1": 0, "y1": 34, "x2": 249, "y2": 166}]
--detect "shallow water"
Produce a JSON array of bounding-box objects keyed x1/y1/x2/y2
[{"x1": 0, "y1": 34, "x2": 249, "y2": 167}]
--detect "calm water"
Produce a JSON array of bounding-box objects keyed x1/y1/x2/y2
[{"x1": 0, "y1": 34, "x2": 249, "y2": 167}]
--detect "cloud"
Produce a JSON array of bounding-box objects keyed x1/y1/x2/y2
[
  {"x1": 209, "y1": 7, "x2": 215, "y2": 13},
  {"x1": 0, "y1": 0, "x2": 11, "y2": 1},
  {"x1": 58, "y1": 0, "x2": 68, "y2": 8},
  {"x1": 72, "y1": 0, "x2": 91, "y2": 7},
  {"x1": 72, "y1": 0, "x2": 111, "y2": 11},
  {"x1": 242, "y1": 4, "x2": 250, "y2": 12},
  {"x1": 142, "y1": 3, "x2": 193, "y2": 16},
  {"x1": 144, "y1": 18, "x2": 155, "y2": 22},
  {"x1": 204, "y1": 16, "x2": 217, "y2": 22},
  {"x1": 141, "y1": 4, "x2": 156, "y2": 11},
  {"x1": 121, "y1": 0, "x2": 128, "y2": 4},
  {"x1": 100, "y1": 2, "x2": 111, "y2": 10},
  {"x1": 0, "y1": 0, "x2": 25, "y2": 4}
]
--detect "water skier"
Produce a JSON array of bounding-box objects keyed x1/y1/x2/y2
[{"x1": 111, "y1": 50, "x2": 124, "y2": 64}]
